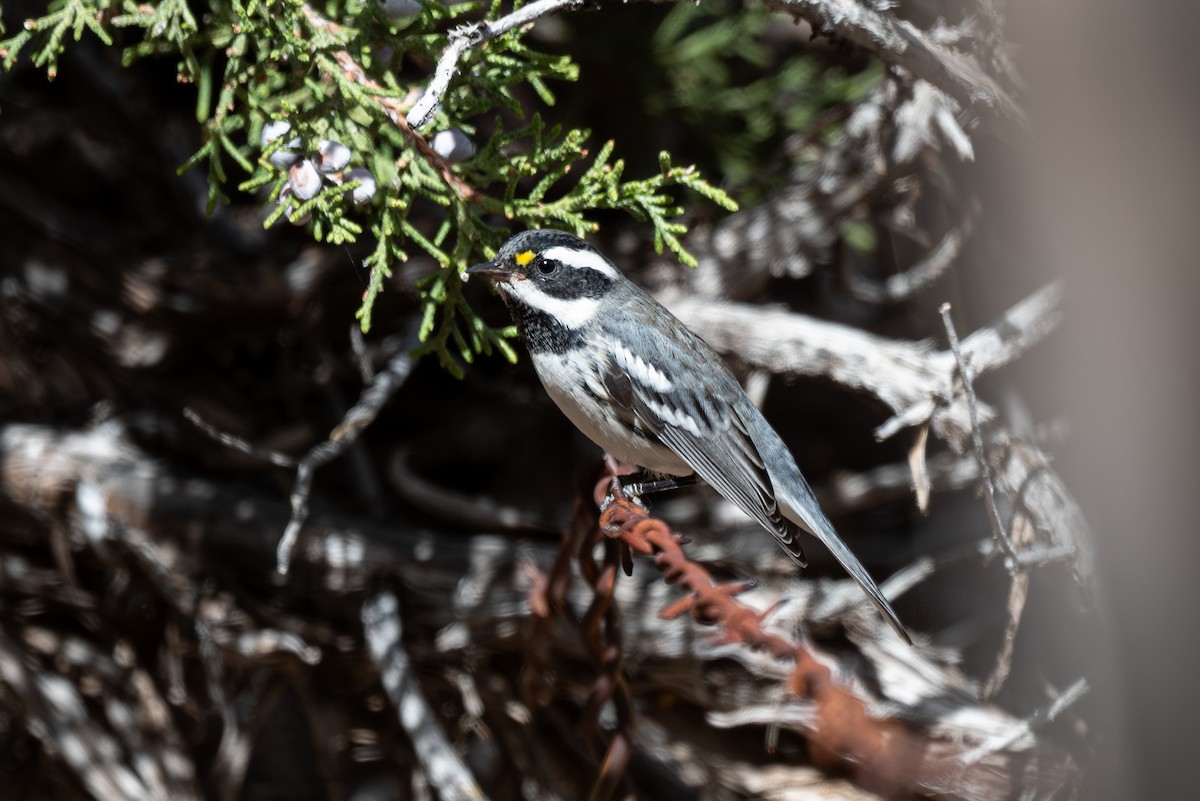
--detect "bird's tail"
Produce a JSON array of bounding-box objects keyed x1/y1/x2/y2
[{"x1": 790, "y1": 514, "x2": 912, "y2": 645}]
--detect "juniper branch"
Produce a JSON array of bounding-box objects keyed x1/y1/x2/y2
[
  {"x1": 407, "y1": 0, "x2": 590, "y2": 129},
  {"x1": 300, "y1": 3, "x2": 478, "y2": 201}
]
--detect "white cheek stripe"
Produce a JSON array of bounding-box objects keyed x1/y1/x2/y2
[
  {"x1": 506, "y1": 281, "x2": 600, "y2": 328},
  {"x1": 613, "y1": 342, "x2": 673, "y2": 393},
  {"x1": 543, "y1": 246, "x2": 620, "y2": 279}
]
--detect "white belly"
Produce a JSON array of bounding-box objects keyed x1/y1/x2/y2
[{"x1": 530, "y1": 350, "x2": 691, "y2": 475}]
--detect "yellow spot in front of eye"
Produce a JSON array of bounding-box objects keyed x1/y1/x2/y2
[{"x1": 515, "y1": 250, "x2": 535, "y2": 267}]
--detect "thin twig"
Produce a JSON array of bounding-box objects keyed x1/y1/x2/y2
[
  {"x1": 939, "y1": 302, "x2": 1020, "y2": 569},
  {"x1": 183, "y1": 407, "x2": 298, "y2": 467},
  {"x1": 960, "y1": 678, "x2": 1090, "y2": 766},
  {"x1": 941, "y1": 303, "x2": 1031, "y2": 697},
  {"x1": 981, "y1": 539, "x2": 1078, "y2": 568},
  {"x1": 406, "y1": 0, "x2": 588, "y2": 129},
  {"x1": 983, "y1": 570, "x2": 1028, "y2": 698},
  {"x1": 845, "y1": 201, "x2": 978, "y2": 305},
  {"x1": 276, "y1": 350, "x2": 415, "y2": 575}
]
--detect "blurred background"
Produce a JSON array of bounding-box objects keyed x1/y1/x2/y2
[{"x1": 1005, "y1": 1, "x2": 1200, "y2": 797}]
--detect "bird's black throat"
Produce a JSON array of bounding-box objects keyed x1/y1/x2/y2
[{"x1": 505, "y1": 298, "x2": 586, "y2": 355}]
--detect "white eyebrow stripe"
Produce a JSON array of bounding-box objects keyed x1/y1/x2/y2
[
  {"x1": 613, "y1": 342, "x2": 673, "y2": 393},
  {"x1": 543, "y1": 246, "x2": 620, "y2": 279},
  {"x1": 505, "y1": 280, "x2": 600, "y2": 328}
]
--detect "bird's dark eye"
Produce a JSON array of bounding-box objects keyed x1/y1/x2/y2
[{"x1": 537, "y1": 259, "x2": 557, "y2": 275}]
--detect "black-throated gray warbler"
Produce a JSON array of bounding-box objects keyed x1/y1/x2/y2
[{"x1": 467, "y1": 230, "x2": 910, "y2": 643}]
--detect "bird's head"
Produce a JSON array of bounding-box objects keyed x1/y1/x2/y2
[{"x1": 466, "y1": 230, "x2": 624, "y2": 328}]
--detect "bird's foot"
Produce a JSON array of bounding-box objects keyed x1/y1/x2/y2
[
  {"x1": 599, "y1": 457, "x2": 643, "y2": 531},
  {"x1": 599, "y1": 457, "x2": 700, "y2": 525},
  {"x1": 600, "y1": 454, "x2": 638, "y2": 510},
  {"x1": 620, "y1": 474, "x2": 700, "y2": 499}
]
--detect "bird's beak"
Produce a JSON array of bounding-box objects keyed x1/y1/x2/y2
[{"x1": 464, "y1": 259, "x2": 521, "y2": 283}]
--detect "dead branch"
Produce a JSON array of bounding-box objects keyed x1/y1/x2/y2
[
  {"x1": 0, "y1": 420, "x2": 1083, "y2": 800},
  {"x1": 664, "y1": 284, "x2": 1060, "y2": 445},
  {"x1": 656, "y1": 77, "x2": 975, "y2": 303},
  {"x1": 759, "y1": 0, "x2": 1021, "y2": 121},
  {"x1": 362, "y1": 591, "x2": 489, "y2": 801}
]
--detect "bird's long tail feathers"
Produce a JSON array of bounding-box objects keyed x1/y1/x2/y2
[{"x1": 791, "y1": 515, "x2": 912, "y2": 645}]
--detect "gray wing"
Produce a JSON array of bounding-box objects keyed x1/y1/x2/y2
[
  {"x1": 601, "y1": 315, "x2": 911, "y2": 643},
  {"x1": 600, "y1": 326, "x2": 808, "y2": 567}
]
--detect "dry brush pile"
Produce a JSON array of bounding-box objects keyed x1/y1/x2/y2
[{"x1": 0, "y1": 1, "x2": 1097, "y2": 799}]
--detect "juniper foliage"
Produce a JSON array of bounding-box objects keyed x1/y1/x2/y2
[
  {"x1": 0, "y1": 1, "x2": 879, "y2": 374},
  {"x1": 2, "y1": 0, "x2": 749, "y2": 376}
]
